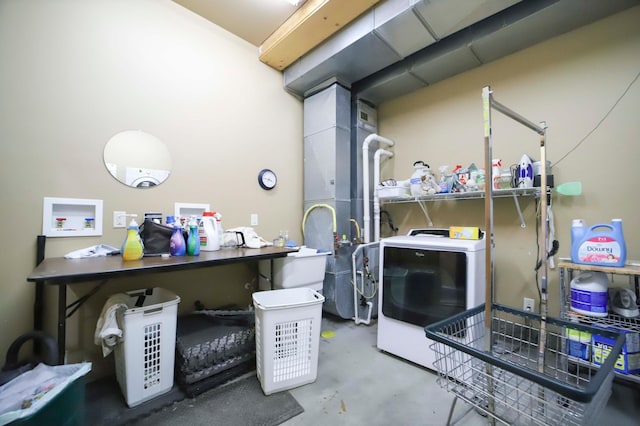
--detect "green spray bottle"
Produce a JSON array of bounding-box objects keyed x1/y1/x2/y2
[{"x1": 186, "y1": 216, "x2": 200, "y2": 256}]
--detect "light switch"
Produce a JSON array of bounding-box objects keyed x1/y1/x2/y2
[
  {"x1": 250, "y1": 214, "x2": 258, "y2": 226},
  {"x1": 113, "y1": 211, "x2": 126, "y2": 228}
]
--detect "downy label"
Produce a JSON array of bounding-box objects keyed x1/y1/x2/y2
[{"x1": 577, "y1": 236, "x2": 621, "y2": 264}]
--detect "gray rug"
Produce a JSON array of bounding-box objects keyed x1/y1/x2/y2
[{"x1": 134, "y1": 373, "x2": 304, "y2": 426}]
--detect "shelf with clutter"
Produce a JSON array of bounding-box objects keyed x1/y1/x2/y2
[
  {"x1": 376, "y1": 158, "x2": 549, "y2": 228},
  {"x1": 559, "y1": 258, "x2": 640, "y2": 384}
]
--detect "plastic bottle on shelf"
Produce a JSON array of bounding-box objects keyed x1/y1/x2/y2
[
  {"x1": 492, "y1": 159, "x2": 502, "y2": 190},
  {"x1": 214, "y1": 212, "x2": 224, "y2": 247},
  {"x1": 200, "y1": 212, "x2": 220, "y2": 252},
  {"x1": 170, "y1": 221, "x2": 186, "y2": 256},
  {"x1": 121, "y1": 215, "x2": 144, "y2": 261},
  {"x1": 410, "y1": 161, "x2": 429, "y2": 196},
  {"x1": 571, "y1": 219, "x2": 626, "y2": 267},
  {"x1": 186, "y1": 216, "x2": 200, "y2": 256},
  {"x1": 570, "y1": 219, "x2": 586, "y2": 254}
]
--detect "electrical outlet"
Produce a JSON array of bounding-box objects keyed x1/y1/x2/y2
[
  {"x1": 250, "y1": 213, "x2": 258, "y2": 226},
  {"x1": 113, "y1": 211, "x2": 126, "y2": 228},
  {"x1": 523, "y1": 297, "x2": 535, "y2": 312}
]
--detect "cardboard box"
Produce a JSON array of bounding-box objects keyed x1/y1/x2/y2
[
  {"x1": 592, "y1": 327, "x2": 640, "y2": 374},
  {"x1": 449, "y1": 226, "x2": 480, "y2": 240}
]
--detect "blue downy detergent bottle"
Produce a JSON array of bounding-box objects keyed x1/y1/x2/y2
[
  {"x1": 186, "y1": 217, "x2": 200, "y2": 256},
  {"x1": 170, "y1": 221, "x2": 186, "y2": 256},
  {"x1": 571, "y1": 219, "x2": 626, "y2": 267}
]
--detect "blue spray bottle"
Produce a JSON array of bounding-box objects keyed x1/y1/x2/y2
[
  {"x1": 187, "y1": 216, "x2": 200, "y2": 256},
  {"x1": 170, "y1": 220, "x2": 186, "y2": 256}
]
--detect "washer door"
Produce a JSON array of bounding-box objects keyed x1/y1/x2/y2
[{"x1": 129, "y1": 176, "x2": 160, "y2": 188}]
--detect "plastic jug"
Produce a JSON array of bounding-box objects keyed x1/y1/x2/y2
[
  {"x1": 410, "y1": 161, "x2": 429, "y2": 196},
  {"x1": 200, "y1": 212, "x2": 220, "y2": 251},
  {"x1": 571, "y1": 219, "x2": 626, "y2": 267}
]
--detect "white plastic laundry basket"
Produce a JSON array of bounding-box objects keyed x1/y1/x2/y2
[
  {"x1": 252, "y1": 288, "x2": 324, "y2": 395},
  {"x1": 114, "y1": 287, "x2": 180, "y2": 407}
]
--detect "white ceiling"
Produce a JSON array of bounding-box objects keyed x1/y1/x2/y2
[{"x1": 172, "y1": 0, "x2": 307, "y2": 46}]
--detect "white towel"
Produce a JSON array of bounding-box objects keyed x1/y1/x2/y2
[
  {"x1": 64, "y1": 244, "x2": 119, "y2": 259},
  {"x1": 94, "y1": 293, "x2": 131, "y2": 357}
]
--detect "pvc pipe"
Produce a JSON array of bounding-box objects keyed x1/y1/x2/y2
[
  {"x1": 362, "y1": 134, "x2": 394, "y2": 243},
  {"x1": 374, "y1": 149, "x2": 393, "y2": 242},
  {"x1": 352, "y1": 241, "x2": 379, "y2": 325}
]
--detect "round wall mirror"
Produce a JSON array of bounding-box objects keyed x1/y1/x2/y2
[{"x1": 103, "y1": 130, "x2": 172, "y2": 188}]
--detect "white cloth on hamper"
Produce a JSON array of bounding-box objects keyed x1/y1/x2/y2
[{"x1": 94, "y1": 293, "x2": 131, "y2": 357}]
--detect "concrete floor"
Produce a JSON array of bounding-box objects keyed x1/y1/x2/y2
[{"x1": 281, "y1": 314, "x2": 640, "y2": 426}]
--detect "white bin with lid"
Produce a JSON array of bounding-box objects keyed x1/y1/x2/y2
[{"x1": 259, "y1": 247, "x2": 329, "y2": 292}]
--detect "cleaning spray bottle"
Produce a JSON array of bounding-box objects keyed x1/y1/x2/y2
[
  {"x1": 186, "y1": 216, "x2": 200, "y2": 256},
  {"x1": 214, "y1": 212, "x2": 224, "y2": 247},
  {"x1": 170, "y1": 219, "x2": 186, "y2": 256},
  {"x1": 121, "y1": 214, "x2": 144, "y2": 261}
]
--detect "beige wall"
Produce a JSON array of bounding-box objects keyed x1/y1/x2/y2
[
  {"x1": 0, "y1": 0, "x2": 303, "y2": 377},
  {"x1": 377, "y1": 7, "x2": 640, "y2": 313},
  {"x1": 1, "y1": 0, "x2": 638, "y2": 380}
]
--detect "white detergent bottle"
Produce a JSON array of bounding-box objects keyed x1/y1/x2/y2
[{"x1": 200, "y1": 211, "x2": 220, "y2": 251}]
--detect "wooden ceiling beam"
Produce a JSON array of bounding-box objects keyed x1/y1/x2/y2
[{"x1": 259, "y1": 0, "x2": 380, "y2": 71}]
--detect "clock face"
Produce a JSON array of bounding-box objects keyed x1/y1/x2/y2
[{"x1": 258, "y1": 169, "x2": 277, "y2": 190}]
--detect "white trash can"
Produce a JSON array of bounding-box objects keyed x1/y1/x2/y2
[
  {"x1": 114, "y1": 287, "x2": 180, "y2": 407},
  {"x1": 252, "y1": 288, "x2": 324, "y2": 395}
]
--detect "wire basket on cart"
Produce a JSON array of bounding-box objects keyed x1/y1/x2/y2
[{"x1": 424, "y1": 303, "x2": 624, "y2": 426}]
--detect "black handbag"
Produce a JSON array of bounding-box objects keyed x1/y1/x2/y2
[{"x1": 139, "y1": 219, "x2": 188, "y2": 256}]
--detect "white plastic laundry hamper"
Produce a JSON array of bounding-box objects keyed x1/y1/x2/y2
[
  {"x1": 114, "y1": 287, "x2": 180, "y2": 407},
  {"x1": 252, "y1": 288, "x2": 324, "y2": 395}
]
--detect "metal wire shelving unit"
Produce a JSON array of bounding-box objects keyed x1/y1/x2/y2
[{"x1": 424, "y1": 86, "x2": 624, "y2": 425}]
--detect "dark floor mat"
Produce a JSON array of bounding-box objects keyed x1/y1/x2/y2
[{"x1": 133, "y1": 373, "x2": 304, "y2": 426}]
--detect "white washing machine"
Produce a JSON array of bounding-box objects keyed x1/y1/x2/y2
[{"x1": 125, "y1": 167, "x2": 170, "y2": 188}]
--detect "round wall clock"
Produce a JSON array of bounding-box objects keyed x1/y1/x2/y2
[{"x1": 258, "y1": 168, "x2": 277, "y2": 190}]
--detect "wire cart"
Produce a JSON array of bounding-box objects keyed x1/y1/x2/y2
[
  {"x1": 425, "y1": 303, "x2": 623, "y2": 425},
  {"x1": 424, "y1": 87, "x2": 625, "y2": 425}
]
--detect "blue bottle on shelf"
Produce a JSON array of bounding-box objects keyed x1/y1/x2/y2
[
  {"x1": 170, "y1": 222, "x2": 186, "y2": 256},
  {"x1": 571, "y1": 218, "x2": 626, "y2": 267}
]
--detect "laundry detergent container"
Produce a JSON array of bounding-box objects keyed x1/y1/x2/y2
[{"x1": 259, "y1": 247, "x2": 328, "y2": 292}]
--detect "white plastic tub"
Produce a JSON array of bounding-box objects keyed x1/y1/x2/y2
[{"x1": 259, "y1": 247, "x2": 328, "y2": 292}]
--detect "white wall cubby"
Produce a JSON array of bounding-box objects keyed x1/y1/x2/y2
[{"x1": 42, "y1": 197, "x2": 103, "y2": 237}]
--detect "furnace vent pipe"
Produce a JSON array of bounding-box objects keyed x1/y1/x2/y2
[{"x1": 362, "y1": 134, "x2": 394, "y2": 243}]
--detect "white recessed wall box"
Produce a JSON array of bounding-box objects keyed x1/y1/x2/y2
[
  {"x1": 174, "y1": 202, "x2": 210, "y2": 220},
  {"x1": 43, "y1": 197, "x2": 103, "y2": 237}
]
